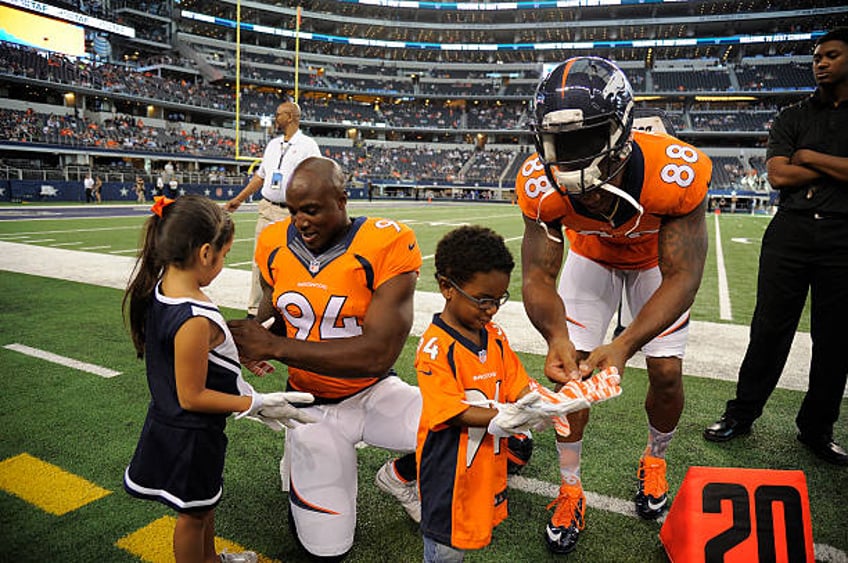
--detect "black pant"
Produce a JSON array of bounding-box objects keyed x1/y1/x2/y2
[{"x1": 726, "y1": 209, "x2": 848, "y2": 437}]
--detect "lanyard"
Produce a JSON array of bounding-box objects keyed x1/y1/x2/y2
[{"x1": 277, "y1": 139, "x2": 291, "y2": 169}]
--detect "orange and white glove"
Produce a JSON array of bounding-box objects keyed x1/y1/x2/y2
[
  {"x1": 564, "y1": 367, "x2": 622, "y2": 404},
  {"x1": 527, "y1": 379, "x2": 590, "y2": 437},
  {"x1": 529, "y1": 368, "x2": 622, "y2": 437}
]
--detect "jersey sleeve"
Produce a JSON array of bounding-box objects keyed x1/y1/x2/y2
[
  {"x1": 416, "y1": 332, "x2": 469, "y2": 429},
  {"x1": 371, "y1": 219, "x2": 422, "y2": 289},
  {"x1": 515, "y1": 153, "x2": 568, "y2": 224},
  {"x1": 638, "y1": 133, "x2": 712, "y2": 216}
]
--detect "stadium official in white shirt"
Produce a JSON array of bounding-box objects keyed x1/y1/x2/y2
[{"x1": 225, "y1": 100, "x2": 321, "y2": 318}]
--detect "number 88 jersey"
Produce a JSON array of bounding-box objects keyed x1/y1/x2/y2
[
  {"x1": 516, "y1": 130, "x2": 712, "y2": 270},
  {"x1": 255, "y1": 216, "x2": 422, "y2": 400}
]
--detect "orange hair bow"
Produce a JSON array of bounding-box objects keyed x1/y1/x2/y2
[{"x1": 150, "y1": 195, "x2": 175, "y2": 217}]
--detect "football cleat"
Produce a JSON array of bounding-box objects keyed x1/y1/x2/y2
[
  {"x1": 544, "y1": 480, "x2": 586, "y2": 554},
  {"x1": 635, "y1": 454, "x2": 668, "y2": 520},
  {"x1": 375, "y1": 460, "x2": 421, "y2": 523}
]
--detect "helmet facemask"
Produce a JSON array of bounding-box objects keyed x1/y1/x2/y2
[{"x1": 534, "y1": 109, "x2": 632, "y2": 197}]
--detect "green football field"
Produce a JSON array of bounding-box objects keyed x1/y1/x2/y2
[{"x1": 0, "y1": 201, "x2": 844, "y2": 562}]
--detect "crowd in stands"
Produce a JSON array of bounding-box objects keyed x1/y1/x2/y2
[
  {"x1": 0, "y1": 108, "x2": 264, "y2": 158},
  {"x1": 0, "y1": 103, "x2": 772, "y2": 191},
  {"x1": 0, "y1": 33, "x2": 808, "y2": 197},
  {"x1": 0, "y1": 39, "x2": 813, "y2": 137}
]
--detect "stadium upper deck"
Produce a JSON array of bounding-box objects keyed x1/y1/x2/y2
[{"x1": 0, "y1": 0, "x2": 845, "y2": 202}]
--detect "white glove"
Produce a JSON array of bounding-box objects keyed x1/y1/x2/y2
[
  {"x1": 487, "y1": 392, "x2": 555, "y2": 437},
  {"x1": 237, "y1": 391, "x2": 318, "y2": 430}
]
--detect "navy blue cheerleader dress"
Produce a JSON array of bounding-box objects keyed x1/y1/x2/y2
[{"x1": 123, "y1": 284, "x2": 251, "y2": 513}]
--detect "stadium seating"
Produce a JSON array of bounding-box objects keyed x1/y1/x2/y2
[{"x1": 0, "y1": 2, "x2": 839, "y2": 202}]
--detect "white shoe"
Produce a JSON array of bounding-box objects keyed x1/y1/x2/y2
[
  {"x1": 219, "y1": 550, "x2": 257, "y2": 563},
  {"x1": 374, "y1": 460, "x2": 421, "y2": 523}
]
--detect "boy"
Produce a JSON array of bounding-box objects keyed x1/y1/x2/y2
[{"x1": 415, "y1": 226, "x2": 620, "y2": 561}]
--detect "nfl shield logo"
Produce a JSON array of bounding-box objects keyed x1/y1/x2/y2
[
  {"x1": 309, "y1": 259, "x2": 320, "y2": 273},
  {"x1": 478, "y1": 350, "x2": 487, "y2": 363}
]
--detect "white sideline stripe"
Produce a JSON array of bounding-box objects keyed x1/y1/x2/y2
[
  {"x1": 0, "y1": 240, "x2": 837, "y2": 397},
  {"x1": 79, "y1": 245, "x2": 112, "y2": 250},
  {"x1": 714, "y1": 214, "x2": 733, "y2": 321},
  {"x1": 4, "y1": 343, "x2": 121, "y2": 378},
  {"x1": 51, "y1": 241, "x2": 83, "y2": 247},
  {"x1": 507, "y1": 475, "x2": 846, "y2": 563}
]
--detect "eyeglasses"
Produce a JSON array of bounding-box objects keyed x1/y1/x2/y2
[{"x1": 441, "y1": 276, "x2": 509, "y2": 310}]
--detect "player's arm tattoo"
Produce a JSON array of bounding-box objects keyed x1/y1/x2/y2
[{"x1": 658, "y1": 197, "x2": 707, "y2": 293}]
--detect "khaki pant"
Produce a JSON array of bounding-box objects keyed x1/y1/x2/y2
[{"x1": 247, "y1": 198, "x2": 288, "y2": 315}]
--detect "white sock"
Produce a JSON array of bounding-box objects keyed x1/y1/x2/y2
[{"x1": 557, "y1": 440, "x2": 582, "y2": 485}]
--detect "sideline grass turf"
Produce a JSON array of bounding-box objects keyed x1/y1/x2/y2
[{"x1": 0, "y1": 204, "x2": 843, "y2": 562}]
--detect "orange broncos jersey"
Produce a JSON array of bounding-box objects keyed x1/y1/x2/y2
[
  {"x1": 415, "y1": 315, "x2": 530, "y2": 550},
  {"x1": 516, "y1": 130, "x2": 712, "y2": 270},
  {"x1": 254, "y1": 216, "x2": 422, "y2": 400}
]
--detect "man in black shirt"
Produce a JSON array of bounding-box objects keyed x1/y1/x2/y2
[{"x1": 704, "y1": 28, "x2": 848, "y2": 466}]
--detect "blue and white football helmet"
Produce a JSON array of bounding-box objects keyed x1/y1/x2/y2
[{"x1": 531, "y1": 56, "x2": 635, "y2": 197}]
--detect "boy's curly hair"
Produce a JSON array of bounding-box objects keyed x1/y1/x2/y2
[{"x1": 434, "y1": 225, "x2": 514, "y2": 284}]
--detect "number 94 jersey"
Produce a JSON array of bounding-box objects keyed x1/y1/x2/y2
[
  {"x1": 516, "y1": 131, "x2": 712, "y2": 270},
  {"x1": 254, "y1": 216, "x2": 422, "y2": 400}
]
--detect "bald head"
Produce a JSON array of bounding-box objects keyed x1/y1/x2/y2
[{"x1": 289, "y1": 156, "x2": 346, "y2": 198}]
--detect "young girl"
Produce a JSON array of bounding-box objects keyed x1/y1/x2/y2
[{"x1": 122, "y1": 195, "x2": 313, "y2": 563}]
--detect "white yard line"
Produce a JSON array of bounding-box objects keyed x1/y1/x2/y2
[
  {"x1": 714, "y1": 213, "x2": 733, "y2": 321},
  {"x1": 4, "y1": 343, "x2": 121, "y2": 378}
]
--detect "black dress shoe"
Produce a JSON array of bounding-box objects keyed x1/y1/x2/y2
[
  {"x1": 703, "y1": 415, "x2": 752, "y2": 443},
  {"x1": 797, "y1": 434, "x2": 848, "y2": 466}
]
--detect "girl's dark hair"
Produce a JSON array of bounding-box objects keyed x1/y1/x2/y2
[
  {"x1": 122, "y1": 195, "x2": 235, "y2": 358},
  {"x1": 434, "y1": 225, "x2": 514, "y2": 285}
]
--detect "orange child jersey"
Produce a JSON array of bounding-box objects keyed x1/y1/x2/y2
[
  {"x1": 516, "y1": 130, "x2": 712, "y2": 270},
  {"x1": 415, "y1": 315, "x2": 530, "y2": 550},
  {"x1": 254, "y1": 216, "x2": 422, "y2": 400}
]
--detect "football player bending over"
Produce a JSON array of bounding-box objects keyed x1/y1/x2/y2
[{"x1": 517, "y1": 56, "x2": 711, "y2": 554}]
